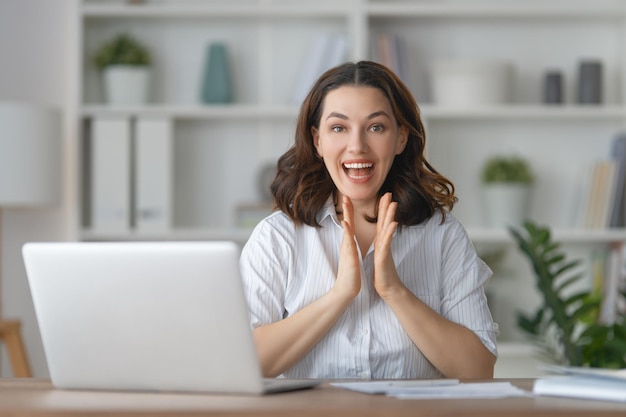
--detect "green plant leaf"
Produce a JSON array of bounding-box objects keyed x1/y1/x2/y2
[
  {"x1": 554, "y1": 266, "x2": 583, "y2": 287},
  {"x1": 481, "y1": 155, "x2": 534, "y2": 184},
  {"x1": 563, "y1": 291, "x2": 591, "y2": 307},
  {"x1": 543, "y1": 253, "x2": 566, "y2": 267},
  {"x1": 94, "y1": 33, "x2": 151, "y2": 70},
  {"x1": 509, "y1": 221, "x2": 608, "y2": 366}
]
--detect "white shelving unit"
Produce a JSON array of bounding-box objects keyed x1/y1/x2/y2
[
  {"x1": 74, "y1": 1, "x2": 626, "y2": 357},
  {"x1": 76, "y1": 0, "x2": 626, "y2": 241}
]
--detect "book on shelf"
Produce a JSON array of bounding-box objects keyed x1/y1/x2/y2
[
  {"x1": 609, "y1": 133, "x2": 626, "y2": 228},
  {"x1": 290, "y1": 33, "x2": 348, "y2": 105},
  {"x1": 600, "y1": 243, "x2": 621, "y2": 324},
  {"x1": 534, "y1": 365, "x2": 626, "y2": 402},
  {"x1": 590, "y1": 243, "x2": 626, "y2": 325},
  {"x1": 90, "y1": 116, "x2": 174, "y2": 235},
  {"x1": 90, "y1": 116, "x2": 132, "y2": 233},
  {"x1": 135, "y1": 117, "x2": 173, "y2": 233},
  {"x1": 372, "y1": 32, "x2": 407, "y2": 83},
  {"x1": 579, "y1": 159, "x2": 618, "y2": 229}
]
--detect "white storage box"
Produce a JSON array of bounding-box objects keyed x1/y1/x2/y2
[{"x1": 430, "y1": 59, "x2": 513, "y2": 106}]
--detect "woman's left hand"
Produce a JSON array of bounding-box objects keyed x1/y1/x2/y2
[{"x1": 373, "y1": 192, "x2": 405, "y2": 299}]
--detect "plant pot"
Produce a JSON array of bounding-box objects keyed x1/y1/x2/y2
[
  {"x1": 482, "y1": 183, "x2": 531, "y2": 228},
  {"x1": 103, "y1": 65, "x2": 150, "y2": 105}
]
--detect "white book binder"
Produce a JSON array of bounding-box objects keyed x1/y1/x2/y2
[
  {"x1": 135, "y1": 118, "x2": 173, "y2": 232},
  {"x1": 535, "y1": 366, "x2": 626, "y2": 402},
  {"x1": 91, "y1": 117, "x2": 131, "y2": 233}
]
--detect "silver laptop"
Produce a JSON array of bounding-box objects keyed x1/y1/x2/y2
[{"x1": 22, "y1": 241, "x2": 319, "y2": 394}]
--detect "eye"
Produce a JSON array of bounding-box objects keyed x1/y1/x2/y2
[
  {"x1": 331, "y1": 125, "x2": 345, "y2": 133},
  {"x1": 369, "y1": 124, "x2": 385, "y2": 133}
]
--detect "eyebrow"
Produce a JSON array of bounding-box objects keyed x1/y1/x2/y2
[{"x1": 325, "y1": 111, "x2": 391, "y2": 121}]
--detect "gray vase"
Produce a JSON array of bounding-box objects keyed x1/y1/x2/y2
[{"x1": 202, "y1": 43, "x2": 233, "y2": 104}]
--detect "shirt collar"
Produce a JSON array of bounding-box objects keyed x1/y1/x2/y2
[{"x1": 316, "y1": 196, "x2": 342, "y2": 227}]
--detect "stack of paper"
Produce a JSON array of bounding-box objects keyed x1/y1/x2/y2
[
  {"x1": 534, "y1": 365, "x2": 626, "y2": 402},
  {"x1": 331, "y1": 380, "x2": 529, "y2": 399}
]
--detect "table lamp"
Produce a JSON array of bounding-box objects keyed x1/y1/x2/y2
[{"x1": 0, "y1": 101, "x2": 61, "y2": 377}]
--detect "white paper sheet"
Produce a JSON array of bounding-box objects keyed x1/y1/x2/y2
[
  {"x1": 331, "y1": 380, "x2": 530, "y2": 399},
  {"x1": 331, "y1": 379, "x2": 459, "y2": 395}
]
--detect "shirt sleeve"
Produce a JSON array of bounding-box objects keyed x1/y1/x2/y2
[
  {"x1": 239, "y1": 215, "x2": 293, "y2": 329},
  {"x1": 439, "y1": 216, "x2": 500, "y2": 357}
]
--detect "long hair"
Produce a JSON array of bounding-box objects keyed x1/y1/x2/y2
[{"x1": 271, "y1": 61, "x2": 456, "y2": 227}]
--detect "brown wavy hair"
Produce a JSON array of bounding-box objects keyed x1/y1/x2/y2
[{"x1": 271, "y1": 61, "x2": 456, "y2": 227}]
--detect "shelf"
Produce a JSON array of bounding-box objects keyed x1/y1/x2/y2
[
  {"x1": 421, "y1": 105, "x2": 626, "y2": 120},
  {"x1": 82, "y1": 3, "x2": 350, "y2": 19},
  {"x1": 81, "y1": 104, "x2": 626, "y2": 121},
  {"x1": 468, "y1": 228, "x2": 626, "y2": 244},
  {"x1": 84, "y1": 1, "x2": 626, "y2": 20},
  {"x1": 367, "y1": 2, "x2": 626, "y2": 19},
  {"x1": 80, "y1": 227, "x2": 254, "y2": 244},
  {"x1": 73, "y1": 1, "x2": 626, "y2": 377},
  {"x1": 81, "y1": 104, "x2": 299, "y2": 120},
  {"x1": 80, "y1": 226, "x2": 626, "y2": 246}
]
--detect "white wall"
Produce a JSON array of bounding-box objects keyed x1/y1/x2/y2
[{"x1": 0, "y1": 0, "x2": 73, "y2": 377}]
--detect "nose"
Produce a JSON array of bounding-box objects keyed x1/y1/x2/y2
[{"x1": 347, "y1": 129, "x2": 368, "y2": 153}]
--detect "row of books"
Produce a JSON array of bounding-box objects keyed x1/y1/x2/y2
[
  {"x1": 290, "y1": 32, "x2": 408, "y2": 106},
  {"x1": 290, "y1": 33, "x2": 349, "y2": 105},
  {"x1": 579, "y1": 134, "x2": 626, "y2": 229},
  {"x1": 370, "y1": 32, "x2": 408, "y2": 84},
  {"x1": 88, "y1": 117, "x2": 172, "y2": 233}
]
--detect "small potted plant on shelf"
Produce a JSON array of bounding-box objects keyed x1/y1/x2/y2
[
  {"x1": 480, "y1": 155, "x2": 534, "y2": 228},
  {"x1": 94, "y1": 33, "x2": 151, "y2": 105}
]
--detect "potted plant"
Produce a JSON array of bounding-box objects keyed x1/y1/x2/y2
[
  {"x1": 94, "y1": 34, "x2": 151, "y2": 105},
  {"x1": 480, "y1": 155, "x2": 534, "y2": 228},
  {"x1": 510, "y1": 221, "x2": 626, "y2": 368}
]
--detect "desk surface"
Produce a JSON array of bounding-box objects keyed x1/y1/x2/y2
[{"x1": 1, "y1": 378, "x2": 625, "y2": 417}]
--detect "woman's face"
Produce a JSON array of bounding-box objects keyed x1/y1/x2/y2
[{"x1": 312, "y1": 86, "x2": 408, "y2": 209}]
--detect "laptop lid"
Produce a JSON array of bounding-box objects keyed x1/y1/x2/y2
[{"x1": 22, "y1": 241, "x2": 277, "y2": 394}]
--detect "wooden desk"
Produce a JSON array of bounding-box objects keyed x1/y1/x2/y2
[{"x1": 1, "y1": 378, "x2": 625, "y2": 417}]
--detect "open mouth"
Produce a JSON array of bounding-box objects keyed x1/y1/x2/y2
[{"x1": 343, "y1": 162, "x2": 374, "y2": 180}]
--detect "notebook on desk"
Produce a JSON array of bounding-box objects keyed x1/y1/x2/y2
[{"x1": 22, "y1": 241, "x2": 319, "y2": 395}]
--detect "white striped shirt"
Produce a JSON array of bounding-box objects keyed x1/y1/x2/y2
[{"x1": 239, "y1": 198, "x2": 499, "y2": 379}]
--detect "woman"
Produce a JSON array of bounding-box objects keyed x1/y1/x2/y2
[{"x1": 240, "y1": 61, "x2": 498, "y2": 379}]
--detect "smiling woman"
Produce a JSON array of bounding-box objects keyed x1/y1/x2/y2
[
  {"x1": 311, "y1": 86, "x2": 407, "y2": 214},
  {"x1": 239, "y1": 61, "x2": 498, "y2": 381}
]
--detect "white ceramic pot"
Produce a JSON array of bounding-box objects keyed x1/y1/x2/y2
[
  {"x1": 103, "y1": 65, "x2": 150, "y2": 105},
  {"x1": 482, "y1": 184, "x2": 531, "y2": 229},
  {"x1": 430, "y1": 59, "x2": 513, "y2": 107}
]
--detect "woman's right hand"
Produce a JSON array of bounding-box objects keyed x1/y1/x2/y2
[
  {"x1": 333, "y1": 196, "x2": 361, "y2": 300},
  {"x1": 251, "y1": 195, "x2": 361, "y2": 377}
]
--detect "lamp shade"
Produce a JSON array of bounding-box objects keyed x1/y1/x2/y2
[{"x1": 0, "y1": 102, "x2": 61, "y2": 207}]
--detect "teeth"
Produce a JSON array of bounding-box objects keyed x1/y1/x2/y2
[{"x1": 344, "y1": 162, "x2": 373, "y2": 169}]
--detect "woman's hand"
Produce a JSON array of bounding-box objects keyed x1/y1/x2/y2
[
  {"x1": 333, "y1": 196, "x2": 361, "y2": 300},
  {"x1": 373, "y1": 192, "x2": 405, "y2": 299}
]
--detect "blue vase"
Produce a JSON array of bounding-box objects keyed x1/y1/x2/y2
[{"x1": 201, "y1": 43, "x2": 233, "y2": 104}]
